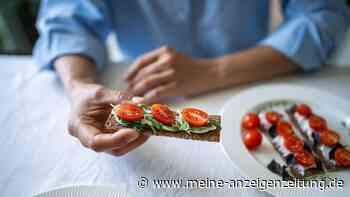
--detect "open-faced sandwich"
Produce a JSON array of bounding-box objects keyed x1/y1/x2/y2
[
  {"x1": 288, "y1": 104, "x2": 350, "y2": 170},
  {"x1": 240, "y1": 100, "x2": 350, "y2": 179},
  {"x1": 242, "y1": 110, "x2": 323, "y2": 178},
  {"x1": 105, "y1": 102, "x2": 221, "y2": 142}
]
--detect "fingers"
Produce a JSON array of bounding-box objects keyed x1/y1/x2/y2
[
  {"x1": 128, "y1": 69, "x2": 175, "y2": 96},
  {"x1": 143, "y1": 82, "x2": 177, "y2": 104},
  {"x1": 124, "y1": 46, "x2": 175, "y2": 81},
  {"x1": 106, "y1": 134, "x2": 149, "y2": 156},
  {"x1": 131, "y1": 54, "x2": 174, "y2": 84},
  {"x1": 76, "y1": 124, "x2": 140, "y2": 152},
  {"x1": 91, "y1": 86, "x2": 133, "y2": 105}
]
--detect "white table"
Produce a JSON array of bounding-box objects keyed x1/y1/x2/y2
[{"x1": 1, "y1": 55, "x2": 349, "y2": 197}]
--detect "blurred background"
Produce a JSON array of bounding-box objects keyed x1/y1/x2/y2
[{"x1": 0, "y1": 0, "x2": 349, "y2": 65}]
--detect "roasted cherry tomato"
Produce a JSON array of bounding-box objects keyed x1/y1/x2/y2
[
  {"x1": 276, "y1": 121, "x2": 294, "y2": 138},
  {"x1": 295, "y1": 151, "x2": 316, "y2": 167},
  {"x1": 309, "y1": 115, "x2": 327, "y2": 132},
  {"x1": 116, "y1": 103, "x2": 144, "y2": 121},
  {"x1": 151, "y1": 104, "x2": 176, "y2": 125},
  {"x1": 242, "y1": 112, "x2": 260, "y2": 129},
  {"x1": 181, "y1": 107, "x2": 209, "y2": 127},
  {"x1": 334, "y1": 148, "x2": 350, "y2": 166},
  {"x1": 243, "y1": 128, "x2": 262, "y2": 150},
  {"x1": 265, "y1": 111, "x2": 282, "y2": 125},
  {"x1": 284, "y1": 135, "x2": 304, "y2": 153},
  {"x1": 319, "y1": 129, "x2": 340, "y2": 147},
  {"x1": 295, "y1": 104, "x2": 312, "y2": 117}
]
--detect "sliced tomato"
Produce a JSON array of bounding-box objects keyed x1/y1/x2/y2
[
  {"x1": 116, "y1": 103, "x2": 144, "y2": 121},
  {"x1": 334, "y1": 148, "x2": 350, "y2": 166},
  {"x1": 181, "y1": 108, "x2": 209, "y2": 127},
  {"x1": 242, "y1": 128, "x2": 262, "y2": 150},
  {"x1": 276, "y1": 121, "x2": 294, "y2": 138},
  {"x1": 151, "y1": 104, "x2": 176, "y2": 125},
  {"x1": 242, "y1": 112, "x2": 260, "y2": 129},
  {"x1": 308, "y1": 115, "x2": 327, "y2": 132},
  {"x1": 295, "y1": 104, "x2": 312, "y2": 117},
  {"x1": 295, "y1": 151, "x2": 316, "y2": 167},
  {"x1": 265, "y1": 111, "x2": 282, "y2": 125},
  {"x1": 319, "y1": 129, "x2": 340, "y2": 147},
  {"x1": 284, "y1": 135, "x2": 304, "y2": 153}
]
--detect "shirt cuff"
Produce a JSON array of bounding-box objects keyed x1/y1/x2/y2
[
  {"x1": 33, "y1": 31, "x2": 107, "y2": 71},
  {"x1": 260, "y1": 16, "x2": 324, "y2": 72}
]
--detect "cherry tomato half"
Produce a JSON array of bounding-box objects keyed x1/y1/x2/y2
[
  {"x1": 181, "y1": 108, "x2": 209, "y2": 127},
  {"x1": 334, "y1": 148, "x2": 350, "y2": 166},
  {"x1": 276, "y1": 121, "x2": 294, "y2": 138},
  {"x1": 116, "y1": 103, "x2": 144, "y2": 121},
  {"x1": 319, "y1": 129, "x2": 340, "y2": 147},
  {"x1": 284, "y1": 135, "x2": 304, "y2": 153},
  {"x1": 243, "y1": 128, "x2": 263, "y2": 150},
  {"x1": 295, "y1": 151, "x2": 316, "y2": 167},
  {"x1": 265, "y1": 111, "x2": 282, "y2": 125},
  {"x1": 295, "y1": 104, "x2": 312, "y2": 117},
  {"x1": 151, "y1": 104, "x2": 176, "y2": 125},
  {"x1": 308, "y1": 115, "x2": 327, "y2": 132},
  {"x1": 242, "y1": 112, "x2": 260, "y2": 129}
]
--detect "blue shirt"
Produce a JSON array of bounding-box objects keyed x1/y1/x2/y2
[{"x1": 33, "y1": 0, "x2": 350, "y2": 72}]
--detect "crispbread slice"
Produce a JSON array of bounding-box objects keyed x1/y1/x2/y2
[
  {"x1": 105, "y1": 113, "x2": 221, "y2": 142},
  {"x1": 287, "y1": 105, "x2": 350, "y2": 171}
]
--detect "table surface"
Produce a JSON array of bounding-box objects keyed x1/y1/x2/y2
[{"x1": 1, "y1": 55, "x2": 350, "y2": 197}]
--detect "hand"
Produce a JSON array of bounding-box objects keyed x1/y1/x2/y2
[
  {"x1": 68, "y1": 82, "x2": 149, "y2": 156},
  {"x1": 123, "y1": 46, "x2": 219, "y2": 103}
]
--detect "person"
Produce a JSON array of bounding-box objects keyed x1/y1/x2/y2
[{"x1": 34, "y1": 0, "x2": 350, "y2": 156}]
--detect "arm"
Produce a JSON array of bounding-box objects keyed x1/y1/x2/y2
[
  {"x1": 125, "y1": 1, "x2": 350, "y2": 102},
  {"x1": 35, "y1": 1, "x2": 148, "y2": 156}
]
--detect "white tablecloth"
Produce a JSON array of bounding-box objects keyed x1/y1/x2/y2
[{"x1": 1, "y1": 55, "x2": 349, "y2": 197}]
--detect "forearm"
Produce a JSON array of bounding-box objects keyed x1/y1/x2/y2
[
  {"x1": 213, "y1": 46, "x2": 300, "y2": 88},
  {"x1": 54, "y1": 55, "x2": 98, "y2": 96}
]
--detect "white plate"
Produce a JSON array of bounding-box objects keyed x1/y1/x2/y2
[
  {"x1": 220, "y1": 84, "x2": 350, "y2": 197},
  {"x1": 33, "y1": 185, "x2": 131, "y2": 197}
]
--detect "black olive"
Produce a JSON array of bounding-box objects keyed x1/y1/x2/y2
[
  {"x1": 312, "y1": 132, "x2": 320, "y2": 146},
  {"x1": 285, "y1": 154, "x2": 296, "y2": 165},
  {"x1": 268, "y1": 125, "x2": 277, "y2": 138},
  {"x1": 329, "y1": 143, "x2": 344, "y2": 159},
  {"x1": 303, "y1": 143, "x2": 312, "y2": 152}
]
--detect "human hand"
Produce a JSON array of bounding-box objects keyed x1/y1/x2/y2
[
  {"x1": 123, "y1": 46, "x2": 219, "y2": 103},
  {"x1": 68, "y1": 82, "x2": 149, "y2": 156}
]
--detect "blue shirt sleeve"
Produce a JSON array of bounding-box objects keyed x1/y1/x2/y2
[
  {"x1": 33, "y1": 0, "x2": 112, "y2": 71},
  {"x1": 260, "y1": 0, "x2": 350, "y2": 71}
]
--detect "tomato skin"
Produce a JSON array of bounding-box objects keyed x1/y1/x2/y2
[
  {"x1": 319, "y1": 129, "x2": 340, "y2": 147},
  {"x1": 265, "y1": 111, "x2": 281, "y2": 125},
  {"x1": 283, "y1": 135, "x2": 304, "y2": 153},
  {"x1": 181, "y1": 108, "x2": 209, "y2": 127},
  {"x1": 116, "y1": 103, "x2": 144, "y2": 121},
  {"x1": 334, "y1": 148, "x2": 350, "y2": 166},
  {"x1": 242, "y1": 113, "x2": 260, "y2": 129},
  {"x1": 295, "y1": 104, "x2": 312, "y2": 117},
  {"x1": 276, "y1": 121, "x2": 294, "y2": 138},
  {"x1": 243, "y1": 128, "x2": 262, "y2": 150},
  {"x1": 295, "y1": 151, "x2": 316, "y2": 167},
  {"x1": 151, "y1": 104, "x2": 176, "y2": 125},
  {"x1": 308, "y1": 115, "x2": 327, "y2": 132}
]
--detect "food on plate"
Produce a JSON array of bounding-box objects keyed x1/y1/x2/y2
[
  {"x1": 242, "y1": 112, "x2": 260, "y2": 129},
  {"x1": 242, "y1": 128, "x2": 262, "y2": 150},
  {"x1": 288, "y1": 103, "x2": 350, "y2": 170},
  {"x1": 105, "y1": 102, "x2": 221, "y2": 142},
  {"x1": 254, "y1": 109, "x2": 323, "y2": 178}
]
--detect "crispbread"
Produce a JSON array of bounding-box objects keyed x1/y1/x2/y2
[{"x1": 105, "y1": 113, "x2": 221, "y2": 142}]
